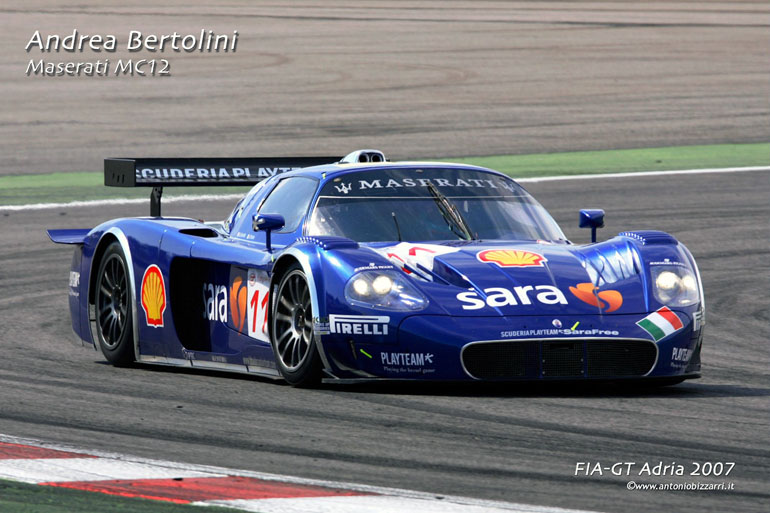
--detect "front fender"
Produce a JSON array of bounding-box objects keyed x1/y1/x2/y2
[{"x1": 272, "y1": 243, "x2": 334, "y2": 372}]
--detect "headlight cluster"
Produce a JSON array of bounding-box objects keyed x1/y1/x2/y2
[
  {"x1": 652, "y1": 266, "x2": 699, "y2": 306},
  {"x1": 345, "y1": 271, "x2": 428, "y2": 311}
]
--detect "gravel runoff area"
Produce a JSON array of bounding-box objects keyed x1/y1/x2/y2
[{"x1": 1, "y1": 1, "x2": 768, "y2": 176}]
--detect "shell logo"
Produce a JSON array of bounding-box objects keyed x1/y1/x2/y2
[
  {"x1": 477, "y1": 249, "x2": 547, "y2": 268},
  {"x1": 569, "y1": 282, "x2": 623, "y2": 313},
  {"x1": 141, "y1": 265, "x2": 166, "y2": 327}
]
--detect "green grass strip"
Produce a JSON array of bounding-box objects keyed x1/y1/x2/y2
[
  {"x1": 0, "y1": 171, "x2": 249, "y2": 206},
  {"x1": 0, "y1": 478, "x2": 232, "y2": 513},
  {"x1": 0, "y1": 143, "x2": 767, "y2": 206},
  {"x1": 440, "y1": 142, "x2": 769, "y2": 178}
]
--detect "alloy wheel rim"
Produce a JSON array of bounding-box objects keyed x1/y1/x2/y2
[
  {"x1": 97, "y1": 254, "x2": 128, "y2": 349},
  {"x1": 273, "y1": 271, "x2": 313, "y2": 371}
]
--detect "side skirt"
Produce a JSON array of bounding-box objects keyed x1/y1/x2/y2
[{"x1": 137, "y1": 355, "x2": 282, "y2": 380}]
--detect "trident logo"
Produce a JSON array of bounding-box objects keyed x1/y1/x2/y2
[{"x1": 335, "y1": 182, "x2": 353, "y2": 194}]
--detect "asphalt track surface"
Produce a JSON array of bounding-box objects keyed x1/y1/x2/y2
[
  {"x1": 0, "y1": 170, "x2": 768, "y2": 513},
  {"x1": 1, "y1": 2, "x2": 769, "y2": 513},
  {"x1": 1, "y1": 1, "x2": 769, "y2": 175}
]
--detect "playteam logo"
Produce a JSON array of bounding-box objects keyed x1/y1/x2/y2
[
  {"x1": 672, "y1": 347, "x2": 693, "y2": 362},
  {"x1": 477, "y1": 249, "x2": 546, "y2": 268},
  {"x1": 381, "y1": 352, "x2": 433, "y2": 366},
  {"x1": 141, "y1": 265, "x2": 166, "y2": 327}
]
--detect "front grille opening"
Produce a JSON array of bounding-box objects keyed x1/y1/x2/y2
[
  {"x1": 462, "y1": 341, "x2": 539, "y2": 380},
  {"x1": 462, "y1": 339, "x2": 656, "y2": 380},
  {"x1": 585, "y1": 340, "x2": 657, "y2": 377},
  {"x1": 542, "y1": 342, "x2": 583, "y2": 377}
]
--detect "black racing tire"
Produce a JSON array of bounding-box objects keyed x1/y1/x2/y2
[
  {"x1": 94, "y1": 242, "x2": 135, "y2": 366},
  {"x1": 270, "y1": 263, "x2": 321, "y2": 386}
]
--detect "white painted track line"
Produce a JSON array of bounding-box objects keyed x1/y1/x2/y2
[
  {"x1": 0, "y1": 457, "x2": 222, "y2": 484},
  {"x1": 515, "y1": 165, "x2": 770, "y2": 183},
  {"x1": 200, "y1": 495, "x2": 592, "y2": 513},
  {"x1": 1, "y1": 165, "x2": 767, "y2": 212},
  {"x1": 0, "y1": 192, "x2": 245, "y2": 212}
]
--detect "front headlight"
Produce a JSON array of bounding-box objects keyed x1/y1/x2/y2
[
  {"x1": 345, "y1": 270, "x2": 428, "y2": 311},
  {"x1": 651, "y1": 266, "x2": 699, "y2": 306}
]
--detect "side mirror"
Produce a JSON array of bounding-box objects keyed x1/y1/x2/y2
[
  {"x1": 253, "y1": 213, "x2": 285, "y2": 252},
  {"x1": 579, "y1": 209, "x2": 605, "y2": 243}
]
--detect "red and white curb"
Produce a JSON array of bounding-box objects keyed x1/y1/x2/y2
[{"x1": 0, "y1": 434, "x2": 597, "y2": 513}]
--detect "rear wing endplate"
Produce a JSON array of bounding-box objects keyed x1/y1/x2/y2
[
  {"x1": 47, "y1": 228, "x2": 90, "y2": 245},
  {"x1": 104, "y1": 157, "x2": 340, "y2": 216}
]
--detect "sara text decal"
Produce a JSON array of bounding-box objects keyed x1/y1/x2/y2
[
  {"x1": 457, "y1": 285, "x2": 567, "y2": 310},
  {"x1": 203, "y1": 283, "x2": 227, "y2": 322}
]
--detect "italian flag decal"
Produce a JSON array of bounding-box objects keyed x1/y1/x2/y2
[{"x1": 637, "y1": 307, "x2": 684, "y2": 342}]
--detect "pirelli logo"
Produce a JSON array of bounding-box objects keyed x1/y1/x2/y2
[{"x1": 329, "y1": 314, "x2": 390, "y2": 336}]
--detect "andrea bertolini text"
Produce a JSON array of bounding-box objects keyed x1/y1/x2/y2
[{"x1": 24, "y1": 29, "x2": 238, "y2": 77}]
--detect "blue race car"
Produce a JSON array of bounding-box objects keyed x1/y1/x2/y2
[{"x1": 49, "y1": 150, "x2": 704, "y2": 386}]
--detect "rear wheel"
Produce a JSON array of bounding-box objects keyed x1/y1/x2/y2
[
  {"x1": 94, "y1": 242, "x2": 135, "y2": 366},
  {"x1": 271, "y1": 264, "x2": 321, "y2": 386}
]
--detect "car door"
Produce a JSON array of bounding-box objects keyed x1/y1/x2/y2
[{"x1": 175, "y1": 176, "x2": 320, "y2": 358}]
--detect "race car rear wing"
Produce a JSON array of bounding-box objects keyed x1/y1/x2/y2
[{"x1": 104, "y1": 156, "x2": 340, "y2": 216}]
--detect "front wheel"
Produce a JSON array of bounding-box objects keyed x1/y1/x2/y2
[
  {"x1": 94, "y1": 242, "x2": 135, "y2": 366},
  {"x1": 270, "y1": 264, "x2": 321, "y2": 386}
]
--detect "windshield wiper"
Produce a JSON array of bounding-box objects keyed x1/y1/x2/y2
[
  {"x1": 391, "y1": 211, "x2": 403, "y2": 242},
  {"x1": 426, "y1": 183, "x2": 476, "y2": 240}
]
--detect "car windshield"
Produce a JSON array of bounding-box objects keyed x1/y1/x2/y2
[{"x1": 307, "y1": 167, "x2": 567, "y2": 243}]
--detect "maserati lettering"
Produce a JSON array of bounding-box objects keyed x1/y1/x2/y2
[{"x1": 357, "y1": 177, "x2": 515, "y2": 191}]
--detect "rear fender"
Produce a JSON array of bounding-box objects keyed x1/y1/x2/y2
[{"x1": 87, "y1": 227, "x2": 140, "y2": 360}]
